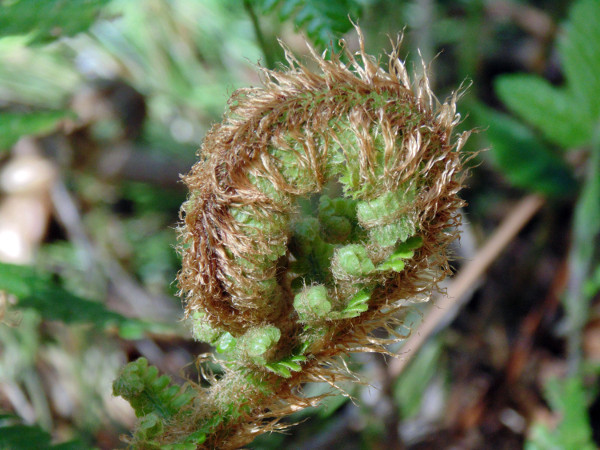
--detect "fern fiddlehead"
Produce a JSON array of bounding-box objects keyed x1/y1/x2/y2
[{"x1": 114, "y1": 29, "x2": 470, "y2": 449}]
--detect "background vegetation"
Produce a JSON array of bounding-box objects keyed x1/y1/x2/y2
[{"x1": 0, "y1": 0, "x2": 598, "y2": 448}]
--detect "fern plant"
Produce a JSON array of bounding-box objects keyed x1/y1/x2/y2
[
  {"x1": 113, "y1": 28, "x2": 471, "y2": 448},
  {"x1": 256, "y1": 0, "x2": 363, "y2": 48}
]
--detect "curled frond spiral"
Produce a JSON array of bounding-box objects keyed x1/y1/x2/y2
[{"x1": 114, "y1": 28, "x2": 471, "y2": 449}]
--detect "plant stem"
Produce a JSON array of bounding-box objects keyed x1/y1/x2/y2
[
  {"x1": 564, "y1": 128, "x2": 600, "y2": 374},
  {"x1": 243, "y1": 0, "x2": 274, "y2": 69}
]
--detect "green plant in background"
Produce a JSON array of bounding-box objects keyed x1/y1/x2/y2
[
  {"x1": 0, "y1": 2, "x2": 188, "y2": 447},
  {"x1": 0, "y1": 413, "x2": 84, "y2": 449},
  {"x1": 484, "y1": 0, "x2": 600, "y2": 370},
  {"x1": 256, "y1": 0, "x2": 364, "y2": 49},
  {"x1": 479, "y1": 0, "x2": 600, "y2": 446},
  {"x1": 0, "y1": 262, "x2": 169, "y2": 339},
  {"x1": 526, "y1": 376, "x2": 596, "y2": 450},
  {"x1": 0, "y1": 0, "x2": 110, "y2": 45},
  {"x1": 0, "y1": 0, "x2": 109, "y2": 151},
  {"x1": 112, "y1": 24, "x2": 471, "y2": 446}
]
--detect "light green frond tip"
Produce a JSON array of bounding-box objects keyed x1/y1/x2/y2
[
  {"x1": 356, "y1": 191, "x2": 404, "y2": 223},
  {"x1": 190, "y1": 311, "x2": 222, "y2": 344},
  {"x1": 357, "y1": 190, "x2": 416, "y2": 247},
  {"x1": 216, "y1": 332, "x2": 237, "y2": 354},
  {"x1": 377, "y1": 236, "x2": 423, "y2": 272},
  {"x1": 294, "y1": 284, "x2": 332, "y2": 320},
  {"x1": 265, "y1": 355, "x2": 307, "y2": 378},
  {"x1": 370, "y1": 216, "x2": 416, "y2": 248},
  {"x1": 137, "y1": 413, "x2": 164, "y2": 441},
  {"x1": 243, "y1": 325, "x2": 281, "y2": 358},
  {"x1": 332, "y1": 288, "x2": 372, "y2": 319},
  {"x1": 112, "y1": 358, "x2": 194, "y2": 420},
  {"x1": 332, "y1": 244, "x2": 375, "y2": 278}
]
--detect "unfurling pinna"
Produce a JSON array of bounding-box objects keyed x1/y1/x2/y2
[{"x1": 113, "y1": 28, "x2": 471, "y2": 449}]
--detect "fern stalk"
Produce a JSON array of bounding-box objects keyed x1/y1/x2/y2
[{"x1": 114, "y1": 28, "x2": 471, "y2": 449}]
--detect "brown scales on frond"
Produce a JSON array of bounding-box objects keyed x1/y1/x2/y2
[{"x1": 171, "y1": 28, "x2": 471, "y2": 448}]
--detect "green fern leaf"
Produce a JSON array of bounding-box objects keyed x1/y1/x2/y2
[
  {"x1": 0, "y1": 0, "x2": 111, "y2": 45},
  {"x1": 559, "y1": 0, "x2": 600, "y2": 120},
  {"x1": 0, "y1": 262, "x2": 160, "y2": 338},
  {"x1": 495, "y1": 0, "x2": 600, "y2": 150},
  {"x1": 0, "y1": 110, "x2": 74, "y2": 152},
  {"x1": 256, "y1": 0, "x2": 363, "y2": 48},
  {"x1": 112, "y1": 358, "x2": 194, "y2": 421},
  {"x1": 495, "y1": 75, "x2": 592, "y2": 148},
  {"x1": 474, "y1": 105, "x2": 576, "y2": 197},
  {"x1": 0, "y1": 415, "x2": 86, "y2": 449}
]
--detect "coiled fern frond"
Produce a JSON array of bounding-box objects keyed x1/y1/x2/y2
[{"x1": 114, "y1": 28, "x2": 471, "y2": 449}]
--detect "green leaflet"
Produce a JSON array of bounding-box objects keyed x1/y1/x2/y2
[
  {"x1": 559, "y1": 0, "x2": 600, "y2": 121},
  {"x1": 265, "y1": 355, "x2": 307, "y2": 378},
  {"x1": 357, "y1": 190, "x2": 416, "y2": 247},
  {"x1": 294, "y1": 285, "x2": 332, "y2": 320},
  {"x1": 0, "y1": 262, "x2": 162, "y2": 339},
  {"x1": 189, "y1": 312, "x2": 240, "y2": 356},
  {"x1": 190, "y1": 311, "x2": 223, "y2": 344},
  {"x1": 0, "y1": 0, "x2": 111, "y2": 44},
  {"x1": 334, "y1": 288, "x2": 371, "y2": 319},
  {"x1": 377, "y1": 236, "x2": 423, "y2": 272},
  {"x1": 243, "y1": 325, "x2": 281, "y2": 358},
  {"x1": 0, "y1": 110, "x2": 74, "y2": 151},
  {"x1": 112, "y1": 358, "x2": 194, "y2": 421},
  {"x1": 474, "y1": 105, "x2": 576, "y2": 197},
  {"x1": 495, "y1": 75, "x2": 592, "y2": 148},
  {"x1": 216, "y1": 332, "x2": 237, "y2": 354},
  {"x1": 495, "y1": 0, "x2": 600, "y2": 150},
  {"x1": 256, "y1": 0, "x2": 363, "y2": 49},
  {"x1": 356, "y1": 191, "x2": 404, "y2": 223},
  {"x1": 369, "y1": 218, "x2": 416, "y2": 248},
  {"x1": 332, "y1": 244, "x2": 375, "y2": 278}
]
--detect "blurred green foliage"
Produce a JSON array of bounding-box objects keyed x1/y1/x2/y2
[
  {"x1": 493, "y1": 0, "x2": 600, "y2": 149},
  {"x1": 484, "y1": 0, "x2": 600, "y2": 367},
  {"x1": 0, "y1": 262, "x2": 167, "y2": 339},
  {"x1": 0, "y1": 417, "x2": 84, "y2": 450},
  {"x1": 0, "y1": 110, "x2": 74, "y2": 152},
  {"x1": 394, "y1": 338, "x2": 444, "y2": 419},
  {"x1": 484, "y1": 0, "x2": 600, "y2": 196},
  {"x1": 483, "y1": 0, "x2": 600, "y2": 445},
  {"x1": 0, "y1": 0, "x2": 110, "y2": 44},
  {"x1": 256, "y1": 0, "x2": 364, "y2": 48},
  {"x1": 475, "y1": 106, "x2": 576, "y2": 197},
  {"x1": 526, "y1": 376, "x2": 596, "y2": 450}
]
